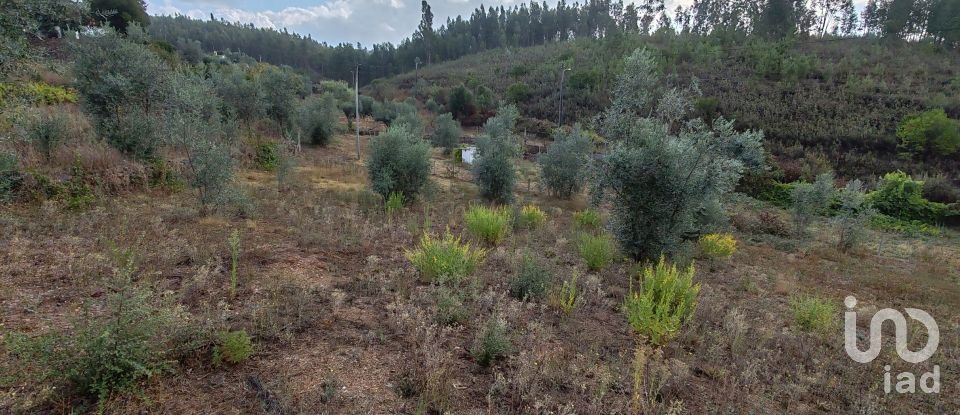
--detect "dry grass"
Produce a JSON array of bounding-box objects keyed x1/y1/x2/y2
[{"x1": 1, "y1": 126, "x2": 959, "y2": 414}]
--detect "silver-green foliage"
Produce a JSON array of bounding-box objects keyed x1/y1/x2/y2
[
  {"x1": 431, "y1": 112, "x2": 460, "y2": 154},
  {"x1": 538, "y1": 125, "x2": 593, "y2": 199},
  {"x1": 791, "y1": 172, "x2": 836, "y2": 232},
  {"x1": 367, "y1": 125, "x2": 432, "y2": 200},
  {"x1": 74, "y1": 33, "x2": 173, "y2": 159},
  {"x1": 832, "y1": 179, "x2": 875, "y2": 252},
  {"x1": 473, "y1": 104, "x2": 519, "y2": 203},
  {"x1": 298, "y1": 93, "x2": 340, "y2": 146},
  {"x1": 593, "y1": 48, "x2": 765, "y2": 261}
]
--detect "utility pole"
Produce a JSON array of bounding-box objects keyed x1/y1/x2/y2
[
  {"x1": 558, "y1": 67, "x2": 570, "y2": 126},
  {"x1": 414, "y1": 57, "x2": 421, "y2": 80},
  {"x1": 354, "y1": 64, "x2": 361, "y2": 161}
]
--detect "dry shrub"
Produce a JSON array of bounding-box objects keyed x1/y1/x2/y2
[
  {"x1": 251, "y1": 282, "x2": 328, "y2": 345},
  {"x1": 731, "y1": 209, "x2": 792, "y2": 237}
]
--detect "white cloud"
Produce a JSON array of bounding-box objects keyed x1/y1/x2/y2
[{"x1": 155, "y1": 1, "x2": 353, "y2": 31}]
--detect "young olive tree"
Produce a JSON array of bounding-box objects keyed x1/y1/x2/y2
[
  {"x1": 431, "y1": 112, "x2": 460, "y2": 154},
  {"x1": 832, "y1": 179, "x2": 874, "y2": 252},
  {"x1": 260, "y1": 66, "x2": 307, "y2": 136},
  {"x1": 473, "y1": 104, "x2": 520, "y2": 204},
  {"x1": 367, "y1": 125, "x2": 432, "y2": 201},
  {"x1": 593, "y1": 48, "x2": 765, "y2": 261},
  {"x1": 539, "y1": 125, "x2": 593, "y2": 199},
  {"x1": 791, "y1": 172, "x2": 836, "y2": 233},
  {"x1": 74, "y1": 33, "x2": 172, "y2": 159},
  {"x1": 297, "y1": 93, "x2": 341, "y2": 146}
]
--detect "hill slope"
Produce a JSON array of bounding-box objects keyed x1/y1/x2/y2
[{"x1": 372, "y1": 35, "x2": 960, "y2": 182}]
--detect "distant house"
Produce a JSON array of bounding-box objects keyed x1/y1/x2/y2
[{"x1": 461, "y1": 146, "x2": 477, "y2": 165}]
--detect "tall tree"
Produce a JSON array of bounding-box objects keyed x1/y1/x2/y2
[
  {"x1": 417, "y1": 1, "x2": 435, "y2": 64},
  {"x1": 90, "y1": 0, "x2": 149, "y2": 33}
]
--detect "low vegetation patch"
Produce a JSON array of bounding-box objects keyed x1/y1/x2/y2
[
  {"x1": 213, "y1": 330, "x2": 254, "y2": 366},
  {"x1": 790, "y1": 295, "x2": 837, "y2": 335},
  {"x1": 515, "y1": 204, "x2": 546, "y2": 229},
  {"x1": 471, "y1": 317, "x2": 510, "y2": 367},
  {"x1": 699, "y1": 233, "x2": 737, "y2": 259},
  {"x1": 624, "y1": 257, "x2": 700, "y2": 346},
  {"x1": 577, "y1": 232, "x2": 617, "y2": 271},
  {"x1": 509, "y1": 253, "x2": 551, "y2": 300},
  {"x1": 464, "y1": 205, "x2": 512, "y2": 245},
  {"x1": 406, "y1": 230, "x2": 487, "y2": 284},
  {"x1": 574, "y1": 208, "x2": 602, "y2": 229}
]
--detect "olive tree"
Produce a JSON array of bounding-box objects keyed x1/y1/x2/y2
[
  {"x1": 473, "y1": 104, "x2": 520, "y2": 203},
  {"x1": 539, "y1": 125, "x2": 593, "y2": 199},
  {"x1": 431, "y1": 112, "x2": 460, "y2": 154},
  {"x1": 367, "y1": 126, "x2": 432, "y2": 201}
]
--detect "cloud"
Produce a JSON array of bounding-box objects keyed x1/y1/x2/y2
[{"x1": 154, "y1": 1, "x2": 353, "y2": 32}]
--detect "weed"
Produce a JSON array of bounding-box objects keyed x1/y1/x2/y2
[
  {"x1": 509, "y1": 253, "x2": 551, "y2": 300},
  {"x1": 699, "y1": 233, "x2": 737, "y2": 259},
  {"x1": 471, "y1": 317, "x2": 510, "y2": 367},
  {"x1": 624, "y1": 257, "x2": 700, "y2": 346},
  {"x1": 254, "y1": 141, "x2": 280, "y2": 171},
  {"x1": 577, "y1": 232, "x2": 617, "y2": 271},
  {"x1": 385, "y1": 191, "x2": 405, "y2": 214},
  {"x1": 790, "y1": 295, "x2": 837, "y2": 335},
  {"x1": 434, "y1": 286, "x2": 469, "y2": 326},
  {"x1": 227, "y1": 230, "x2": 241, "y2": 298},
  {"x1": 574, "y1": 208, "x2": 602, "y2": 230},
  {"x1": 405, "y1": 230, "x2": 487, "y2": 284},
  {"x1": 516, "y1": 204, "x2": 546, "y2": 229},
  {"x1": 550, "y1": 273, "x2": 580, "y2": 315},
  {"x1": 213, "y1": 330, "x2": 254, "y2": 366},
  {"x1": 464, "y1": 205, "x2": 512, "y2": 245}
]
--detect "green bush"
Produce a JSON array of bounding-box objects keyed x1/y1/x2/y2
[
  {"x1": 254, "y1": 142, "x2": 280, "y2": 171},
  {"x1": 25, "y1": 112, "x2": 68, "y2": 161},
  {"x1": 63, "y1": 160, "x2": 95, "y2": 211},
  {"x1": 464, "y1": 205, "x2": 512, "y2": 245},
  {"x1": 298, "y1": 93, "x2": 340, "y2": 146},
  {"x1": 448, "y1": 84, "x2": 475, "y2": 121},
  {"x1": 921, "y1": 174, "x2": 960, "y2": 204},
  {"x1": 509, "y1": 254, "x2": 551, "y2": 300},
  {"x1": 405, "y1": 230, "x2": 487, "y2": 284},
  {"x1": 790, "y1": 295, "x2": 837, "y2": 335},
  {"x1": 699, "y1": 233, "x2": 737, "y2": 259},
  {"x1": 473, "y1": 105, "x2": 519, "y2": 203},
  {"x1": 431, "y1": 112, "x2": 460, "y2": 154},
  {"x1": 434, "y1": 286, "x2": 469, "y2": 326},
  {"x1": 367, "y1": 125, "x2": 432, "y2": 201},
  {"x1": 832, "y1": 180, "x2": 874, "y2": 252},
  {"x1": 213, "y1": 330, "x2": 254, "y2": 366},
  {"x1": 471, "y1": 317, "x2": 510, "y2": 367},
  {"x1": 0, "y1": 151, "x2": 22, "y2": 202},
  {"x1": 791, "y1": 172, "x2": 836, "y2": 232},
  {"x1": 506, "y1": 82, "x2": 531, "y2": 103},
  {"x1": 868, "y1": 171, "x2": 947, "y2": 224},
  {"x1": 869, "y1": 214, "x2": 941, "y2": 236},
  {"x1": 896, "y1": 108, "x2": 960, "y2": 157},
  {"x1": 574, "y1": 209, "x2": 602, "y2": 229},
  {"x1": 577, "y1": 232, "x2": 617, "y2": 272},
  {"x1": 4, "y1": 249, "x2": 176, "y2": 405},
  {"x1": 624, "y1": 256, "x2": 700, "y2": 346},
  {"x1": 385, "y1": 191, "x2": 405, "y2": 214},
  {"x1": 539, "y1": 126, "x2": 593, "y2": 199},
  {"x1": 515, "y1": 204, "x2": 546, "y2": 229}
]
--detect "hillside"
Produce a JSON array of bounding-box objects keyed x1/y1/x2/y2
[{"x1": 373, "y1": 35, "x2": 960, "y2": 182}]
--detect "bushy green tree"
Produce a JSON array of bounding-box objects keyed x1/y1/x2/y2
[
  {"x1": 448, "y1": 84, "x2": 475, "y2": 120},
  {"x1": 74, "y1": 33, "x2": 172, "y2": 159},
  {"x1": 211, "y1": 66, "x2": 263, "y2": 127},
  {"x1": 896, "y1": 108, "x2": 960, "y2": 158},
  {"x1": 260, "y1": 66, "x2": 306, "y2": 135},
  {"x1": 539, "y1": 125, "x2": 593, "y2": 199},
  {"x1": 593, "y1": 48, "x2": 764, "y2": 261},
  {"x1": 367, "y1": 125, "x2": 432, "y2": 200},
  {"x1": 473, "y1": 104, "x2": 520, "y2": 203},
  {"x1": 431, "y1": 112, "x2": 460, "y2": 154},
  {"x1": 297, "y1": 93, "x2": 340, "y2": 146},
  {"x1": 90, "y1": 0, "x2": 150, "y2": 33},
  {"x1": 868, "y1": 171, "x2": 948, "y2": 224}
]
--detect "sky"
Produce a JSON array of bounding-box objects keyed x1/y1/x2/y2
[{"x1": 148, "y1": 0, "x2": 695, "y2": 46}]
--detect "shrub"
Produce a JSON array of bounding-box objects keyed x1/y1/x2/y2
[
  {"x1": 228, "y1": 230, "x2": 241, "y2": 298},
  {"x1": 405, "y1": 230, "x2": 487, "y2": 284},
  {"x1": 261, "y1": 66, "x2": 307, "y2": 132},
  {"x1": 506, "y1": 82, "x2": 531, "y2": 103},
  {"x1": 790, "y1": 296, "x2": 837, "y2": 335},
  {"x1": 254, "y1": 142, "x2": 280, "y2": 171},
  {"x1": 509, "y1": 254, "x2": 551, "y2": 300},
  {"x1": 63, "y1": 159, "x2": 95, "y2": 211},
  {"x1": 213, "y1": 330, "x2": 254, "y2": 366},
  {"x1": 869, "y1": 214, "x2": 941, "y2": 237},
  {"x1": 624, "y1": 257, "x2": 700, "y2": 346},
  {"x1": 921, "y1": 174, "x2": 960, "y2": 204},
  {"x1": 868, "y1": 171, "x2": 947, "y2": 224},
  {"x1": 211, "y1": 67, "x2": 264, "y2": 127},
  {"x1": 25, "y1": 82, "x2": 78, "y2": 105},
  {"x1": 574, "y1": 208, "x2": 602, "y2": 229},
  {"x1": 448, "y1": 84, "x2": 475, "y2": 120},
  {"x1": 577, "y1": 232, "x2": 617, "y2": 272},
  {"x1": 595, "y1": 48, "x2": 766, "y2": 260},
  {"x1": 516, "y1": 204, "x2": 546, "y2": 229},
  {"x1": 897, "y1": 108, "x2": 960, "y2": 157},
  {"x1": 699, "y1": 233, "x2": 737, "y2": 259},
  {"x1": 385, "y1": 191, "x2": 405, "y2": 214},
  {"x1": 832, "y1": 180, "x2": 874, "y2": 252},
  {"x1": 0, "y1": 151, "x2": 21, "y2": 202},
  {"x1": 539, "y1": 126, "x2": 593, "y2": 199},
  {"x1": 464, "y1": 205, "x2": 512, "y2": 245},
  {"x1": 471, "y1": 317, "x2": 510, "y2": 367},
  {"x1": 550, "y1": 273, "x2": 580, "y2": 315},
  {"x1": 392, "y1": 107, "x2": 424, "y2": 137},
  {"x1": 367, "y1": 126, "x2": 432, "y2": 201},
  {"x1": 297, "y1": 93, "x2": 341, "y2": 146},
  {"x1": 431, "y1": 112, "x2": 460, "y2": 154},
  {"x1": 473, "y1": 105, "x2": 519, "y2": 203},
  {"x1": 791, "y1": 172, "x2": 836, "y2": 232},
  {"x1": 434, "y1": 286, "x2": 469, "y2": 326},
  {"x1": 4, "y1": 248, "x2": 176, "y2": 405}
]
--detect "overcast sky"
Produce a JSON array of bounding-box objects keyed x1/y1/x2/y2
[{"x1": 148, "y1": 0, "x2": 698, "y2": 46}]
